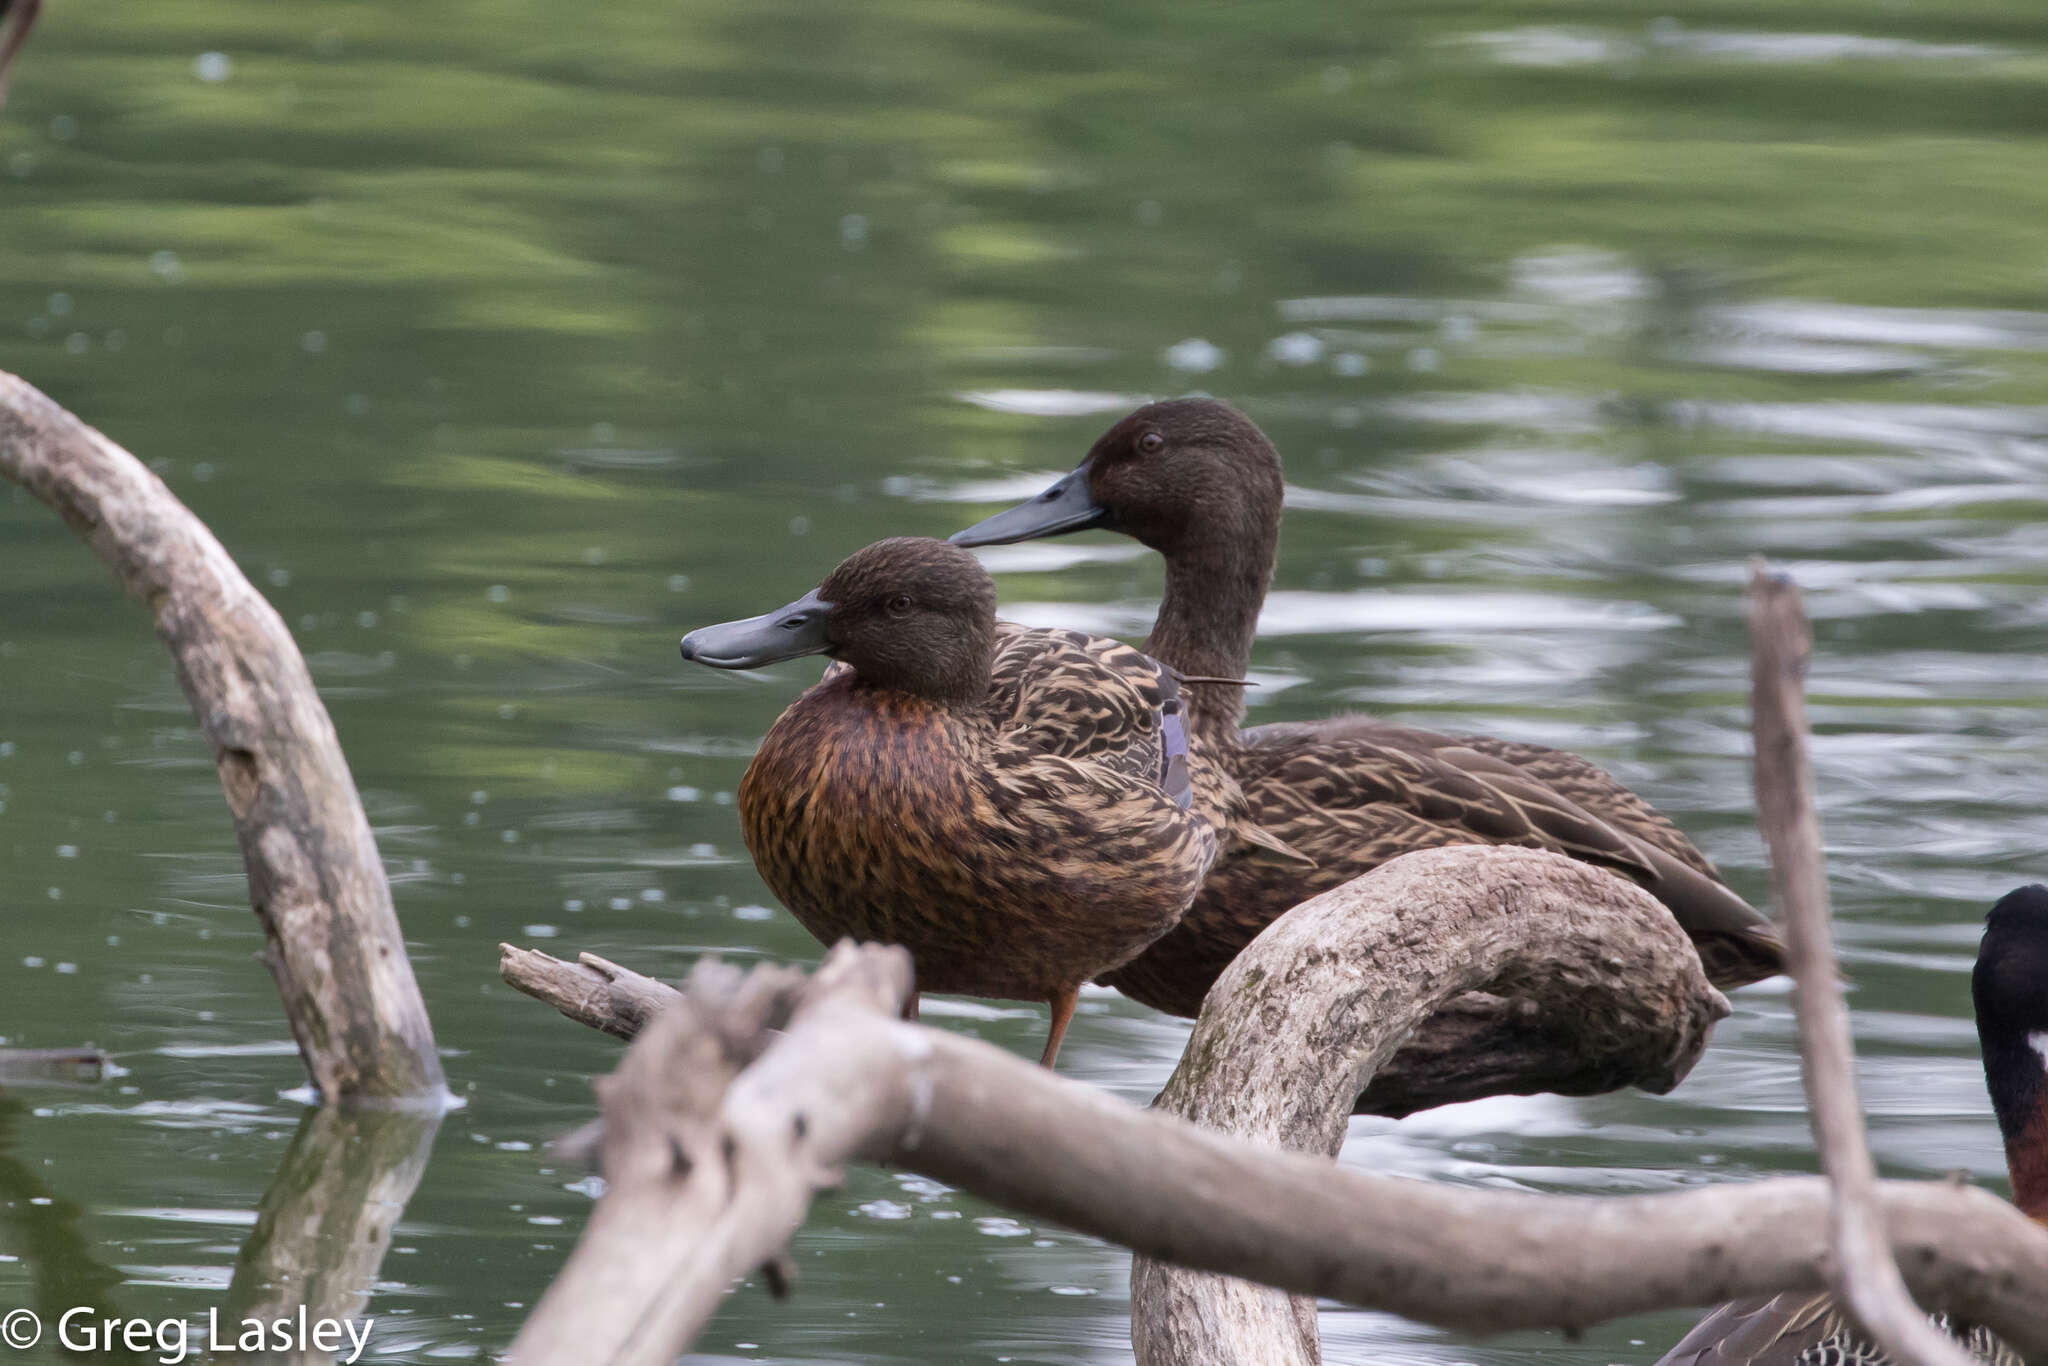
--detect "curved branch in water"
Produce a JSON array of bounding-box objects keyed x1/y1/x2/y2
[{"x1": 0, "y1": 371, "x2": 445, "y2": 1104}]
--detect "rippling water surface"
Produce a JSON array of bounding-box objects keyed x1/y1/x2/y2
[{"x1": 4, "y1": 3, "x2": 2048, "y2": 1362}]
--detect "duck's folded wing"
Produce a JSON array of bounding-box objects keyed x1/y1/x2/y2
[
  {"x1": 1241, "y1": 735, "x2": 1663, "y2": 880},
  {"x1": 984, "y1": 745, "x2": 1220, "y2": 891},
  {"x1": 1247, "y1": 714, "x2": 1719, "y2": 879},
  {"x1": 981, "y1": 627, "x2": 1319, "y2": 861},
  {"x1": 1241, "y1": 717, "x2": 1783, "y2": 979},
  {"x1": 1427, "y1": 742, "x2": 1784, "y2": 975},
  {"x1": 983, "y1": 626, "x2": 1176, "y2": 789}
]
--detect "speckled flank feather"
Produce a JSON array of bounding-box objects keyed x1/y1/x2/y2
[{"x1": 741, "y1": 623, "x2": 1222, "y2": 1003}]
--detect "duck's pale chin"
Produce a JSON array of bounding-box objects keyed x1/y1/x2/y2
[
  {"x1": 679, "y1": 589, "x2": 833, "y2": 670},
  {"x1": 948, "y1": 467, "x2": 1106, "y2": 547}
]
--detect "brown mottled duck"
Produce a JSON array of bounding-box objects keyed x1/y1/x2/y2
[
  {"x1": 952, "y1": 397, "x2": 1784, "y2": 1017},
  {"x1": 1656, "y1": 884, "x2": 2048, "y2": 1366},
  {"x1": 679, "y1": 536, "x2": 1237, "y2": 1068}
]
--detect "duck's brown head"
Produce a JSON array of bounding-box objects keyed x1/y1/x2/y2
[
  {"x1": 950, "y1": 398, "x2": 1282, "y2": 560},
  {"x1": 1974, "y1": 884, "x2": 2048, "y2": 1220},
  {"x1": 681, "y1": 537, "x2": 997, "y2": 705}
]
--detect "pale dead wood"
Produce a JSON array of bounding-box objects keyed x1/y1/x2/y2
[
  {"x1": 1134, "y1": 846, "x2": 1729, "y2": 1365},
  {"x1": 0, "y1": 1047, "x2": 109, "y2": 1084},
  {"x1": 498, "y1": 944, "x2": 680, "y2": 1041},
  {"x1": 500, "y1": 846, "x2": 1732, "y2": 1363},
  {"x1": 0, "y1": 371, "x2": 444, "y2": 1103},
  {"x1": 508, "y1": 944, "x2": 909, "y2": 1366},
  {"x1": 495, "y1": 908, "x2": 1714, "y2": 1121},
  {"x1": 505, "y1": 940, "x2": 2048, "y2": 1366},
  {"x1": 1748, "y1": 564, "x2": 1977, "y2": 1366}
]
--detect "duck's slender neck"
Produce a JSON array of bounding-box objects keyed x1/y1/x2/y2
[
  {"x1": 1144, "y1": 530, "x2": 1274, "y2": 742},
  {"x1": 2006, "y1": 1129, "x2": 2048, "y2": 1223},
  {"x1": 1988, "y1": 1035, "x2": 2048, "y2": 1220},
  {"x1": 1982, "y1": 1025, "x2": 2048, "y2": 1220}
]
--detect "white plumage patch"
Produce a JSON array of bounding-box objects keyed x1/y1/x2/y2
[{"x1": 2030, "y1": 1030, "x2": 2048, "y2": 1072}]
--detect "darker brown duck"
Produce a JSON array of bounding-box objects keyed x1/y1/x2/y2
[
  {"x1": 679, "y1": 536, "x2": 1226, "y2": 1068},
  {"x1": 953, "y1": 397, "x2": 1785, "y2": 1016},
  {"x1": 1654, "y1": 884, "x2": 2048, "y2": 1366}
]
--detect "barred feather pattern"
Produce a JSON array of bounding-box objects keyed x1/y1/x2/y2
[
  {"x1": 1798, "y1": 1319, "x2": 2019, "y2": 1366},
  {"x1": 1656, "y1": 1292, "x2": 2021, "y2": 1366}
]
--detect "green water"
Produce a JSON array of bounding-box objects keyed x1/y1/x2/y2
[{"x1": 4, "y1": 1, "x2": 2048, "y2": 1361}]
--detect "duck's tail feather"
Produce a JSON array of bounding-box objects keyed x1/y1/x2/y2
[{"x1": 1625, "y1": 836, "x2": 1785, "y2": 989}]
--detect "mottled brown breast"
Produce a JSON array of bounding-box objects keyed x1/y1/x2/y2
[{"x1": 739, "y1": 669, "x2": 1214, "y2": 1002}]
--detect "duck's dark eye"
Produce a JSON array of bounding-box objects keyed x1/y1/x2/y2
[
  {"x1": 1138, "y1": 431, "x2": 1165, "y2": 455},
  {"x1": 886, "y1": 593, "x2": 915, "y2": 616}
]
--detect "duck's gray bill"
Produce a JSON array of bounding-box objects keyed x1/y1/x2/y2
[
  {"x1": 680, "y1": 588, "x2": 832, "y2": 669},
  {"x1": 948, "y1": 468, "x2": 1106, "y2": 547}
]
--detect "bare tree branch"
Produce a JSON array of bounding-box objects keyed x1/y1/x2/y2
[
  {"x1": 504, "y1": 937, "x2": 2048, "y2": 1366},
  {"x1": 1134, "y1": 846, "x2": 1728, "y2": 1365},
  {"x1": 508, "y1": 945, "x2": 909, "y2": 1366},
  {"x1": 1748, "y1": 562, "x2": 1976, "y2": 1366},
  {"x1": 0, "y1": 371, "x2": 444, "y2": 1104},
  {"x1": 0, "y1": 1047, "x2": 108, "y2": 1085},
  {"x1": 499, "y1": 945, "x2": 680, "y2": 1042},
  {"x1": 497, "y1": 862, "x2": 1727, "y2": 1123}
]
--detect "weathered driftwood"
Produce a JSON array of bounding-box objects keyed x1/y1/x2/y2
[
  {"x1": 498, "y1": 849, "x2": 1723, "y2": 1364},
  {"x1": 1133, "y1": 846, "x2": 1727, "y2": 1366},
  {"x1": 505, "y1": 940, "x2": 2048, "y2": 1366},
  {"x1": 1748, "y1": 565, "x2": 1976, "y2": 1366},
  {"x1": 508, "y1": 947, "x2": 910, "y2": 1366},
  {"x1": 0, "y1": 372, "x2": 443, "y2": 1104},
  {"x1": 499, "y1": 946, "x2": 677, "y2": 1042},
  {"x1": 498, "y1": 920, "x2": 1713, "y2": 1121},
  {"x1": 222, "y1": 1103, "x2": 443, "y2": 1360},
  {"x1": 503, "y1": 851, "x2": 1729, "y2": 1363},
  {"x1": 0, "y1": 1046, "x2": 109, "y2": 1084}
]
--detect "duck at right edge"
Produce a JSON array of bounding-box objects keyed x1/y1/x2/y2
[
  {"x1": 1656, "y1": 884, "x2": 2048, "y2": 1366},
  {"x1": 952, "y1": 397, "x2": 1785, "y2": 1018}
]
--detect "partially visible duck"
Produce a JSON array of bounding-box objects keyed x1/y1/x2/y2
[
  {"x1": 1655, "y1": 884, "x2": 2048, "y2": 1366},
  {"x1": 952, "y1": 397, "x2": 1783, "y2": 1016},
  {"x1": 680, "y1": 536, "x2": 1231, "y2": 1068}
]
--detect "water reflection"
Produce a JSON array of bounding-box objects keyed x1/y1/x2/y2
[
  {"x1": 0, "y1": 1099, "x2": 133, "y2": 1342},
  {"x1": 4, "y1": 0, "x2": 2048, "y2": 1360},
  {"x1": 224, "y1": 1105, "x2": 442, "y2": 1360}
]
